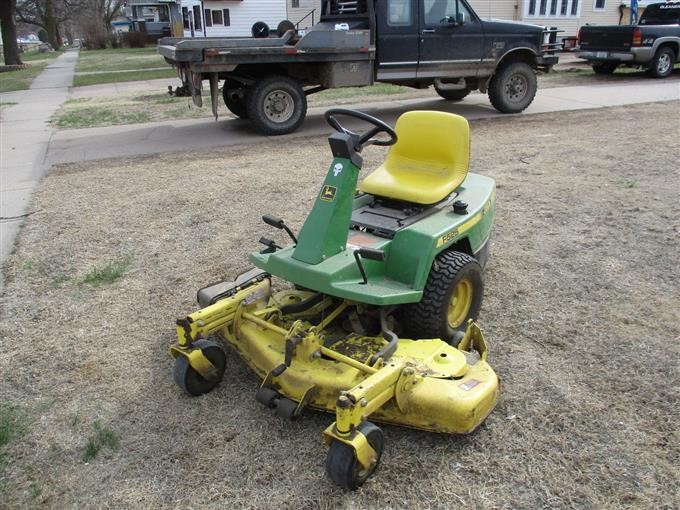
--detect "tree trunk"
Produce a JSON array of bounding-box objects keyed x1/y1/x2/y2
[
  {"x1": 0, "y1": 0, "x2": 23, "y2": 65},
  {"x1": 45, "y1": 0, "x2": 60, "y2": 50}
]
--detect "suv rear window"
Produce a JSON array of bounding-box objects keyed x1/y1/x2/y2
[{"x1": 639, "y1": 2, "x2": 680, "y2": 25}]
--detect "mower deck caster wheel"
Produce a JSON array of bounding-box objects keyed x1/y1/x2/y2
[
  {"x1": 326, "y1": 421, "x2": 384, "y2": 490},
  {"x1": 255, "y1": 387, "x2": 280, "y2": 408},
  {"x1": 173, "y1": 339, "x2": 226, "y2": 396},
  {"x1": 275, "y1": 397, "x2": 299, "y2": 420}
]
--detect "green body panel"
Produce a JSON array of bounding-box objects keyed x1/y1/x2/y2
[
  {"x1": 292, "y1": 157, "x2": 359, "y2": 264},
  {"x1": 250, "y1": 172, "x2": 495, "y2": 306}
]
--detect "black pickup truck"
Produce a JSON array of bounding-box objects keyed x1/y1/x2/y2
[
  {"x1": 159, "y1": 0, "x2": 558, "y2": 135},
  {"x1": 577, "y1": 2, "x2": 680, "y2": 78}
]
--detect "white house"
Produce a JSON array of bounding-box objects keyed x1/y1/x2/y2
[
  {"x1": 180, "y1": 0, "x2": 287, "y2": 37},
  {"x1": 178, "y1": 0, "x2": 640, "y2": 40}
]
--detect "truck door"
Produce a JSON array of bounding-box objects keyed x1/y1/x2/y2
[
  {"x1": 417, "y1": 0, "x2": 483, "y2": 78},
  {"x1": 376, "y1": 0, "x2": 420, "y2": 80}
]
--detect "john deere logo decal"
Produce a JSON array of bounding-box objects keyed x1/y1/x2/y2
[{"x1": 320, "y1": 185, "x2": 337, "y2": 202}]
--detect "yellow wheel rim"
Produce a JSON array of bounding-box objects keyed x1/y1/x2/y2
[{"x1": 447, "y1": 278, "x2": 473, "y2": 328}]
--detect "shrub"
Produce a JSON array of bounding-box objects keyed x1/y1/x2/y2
[{"x1": 122, "y1": 31, "x2": 147, "y2": 48}]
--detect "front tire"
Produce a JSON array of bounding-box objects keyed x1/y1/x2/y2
[
  {"x1": 173, "y1": 339, "x2": 227, "y2": 396},
  {"x1": 246, "y1": 75, "x2": 307, "y2": 135},
  {"x1": 326, "y1": 421, "x2": 384, "y2": 490},
  {"x1": 592, "y1": 62, "x2": 618, "y2": 75},
  {"x1": 488, "y1": 61, "x2": 537, "y2": 113},
  {"x1": 648, "y1": 47, "x2": 675, "y2": 79},
  {"x1": 403, "y1": 250, "x2": 483, "y2": 342}
]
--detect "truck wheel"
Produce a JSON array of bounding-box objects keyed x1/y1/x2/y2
[
  {"x1": 402, "y1": 250, "x2": 483, "y2": 342},
  {"x1": 434, "y1": 85, "x2": 471, "y2": 101},
  {"x1": 649, "y1": 47, "x2": 675, "y2": 79},
  {"x1": 222, "y1": 79, "x2": 249, "y2": 119},
  {"x1": 592, "y1": 62, "x2": 618, "y2": 75},
  {"x1": 246, "y1": 75, "x2": 307, "y2": 135},
  {"x1": 488, "y1": 61, "x2": 537, "y2": 113}
]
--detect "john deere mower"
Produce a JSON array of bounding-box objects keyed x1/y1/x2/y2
[{"x1": 171, "y1": 109, "x2": 498, "y2": 489}]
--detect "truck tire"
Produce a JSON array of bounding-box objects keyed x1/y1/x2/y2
[
  {"x1": 434, "y1": 85, "x2": 471, "y2": 101},
  {"x1": 648, "y1": 47, "x2": 675, "y2": 79},
  {"x1": 488, "y1": 61, "x2": 537, "y2": 113},
  {"x1": 222, "y1": 79, "x2": 249, "y2": 119},
  {"x1": 402, "y1": 250, "x2": 483, "y2": 342},
  {"x1": 247, "y1": 76, "x2": 307, "y2": 135},
  {"x1": 592, "y1": 62, "x2": 618, "y2": 75}
]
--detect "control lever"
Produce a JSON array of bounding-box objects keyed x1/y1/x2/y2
[
  {"x1": 259, "y1": 237, "x2": 281, "y2": 254},
  {"x1": 262, "y1": 215, "x2": 298, "y2": 244},
  {"x1": 353, "y1": 247, "x2": 385, "y2": 285}
]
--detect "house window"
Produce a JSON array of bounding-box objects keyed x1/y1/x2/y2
[
  {"x1": 593, "y1": 0, "x2": 605, "y2": 10},
  {"x1": 182, "y1": 7, "x2": 190, "y2": 29},
  {"x1": 204, "y1": 9, "x2": 212, "y2": 27},
  {"x1": 223, "y1": 9, "x2": 231, "y2": 26},
  {"x1": 292, "y1": 0, "x2": 300, "y2": 7},
  {"x1": 212, "y1": 9, "x2": 223, "y2": 25},
  {"x1": 527, "y1": 0, "x2": 580, "y2": 16},
  {"x1": 193, "y1": 5, "x2": 202, "y2": 30}
]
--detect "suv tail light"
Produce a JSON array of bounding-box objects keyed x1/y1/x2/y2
[{"x1": 632, "y1": 27, "x2": 642, "y2": 47}]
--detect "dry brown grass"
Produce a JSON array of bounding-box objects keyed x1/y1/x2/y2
[{"x1": 1, "y1": 102, "x2": 679, "y2": 508}]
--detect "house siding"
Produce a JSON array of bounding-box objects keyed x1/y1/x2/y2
[
  {"x1": 183, "y1": 0, "x2": 287, "y2": 37},
  {"x1": 468, "y1": 0, "x2": 519, "y2": 20},
  {"x1": 287, "y1": 0, "x2": 322, "y2": 29}
]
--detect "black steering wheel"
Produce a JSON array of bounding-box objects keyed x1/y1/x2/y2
[{"x1": 324, "y1": 108, "x2": 398, "y2": 152}]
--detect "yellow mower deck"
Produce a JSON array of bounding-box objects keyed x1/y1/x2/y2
[{"x1": 172, "y1": 276, "x2": 499, "y2": 485}]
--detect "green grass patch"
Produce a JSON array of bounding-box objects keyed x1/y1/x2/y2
[
  {"x1": 53, "y1": 91, "x2": 215, "y2": 129},
  {"x1": 0, "y1": 404, "x2": 29, "y2": 449},
  {"x1": 82, "y1": 256, "x2": 132, "y2": 286},
  {"x1": 0, "y1": 102, "x2": 17, "y2": 110},
  {"x1": 76, "y1": 46, "x2": 169, "y2": 73},
  {"x1": 81, "y1": 421, "x2": 120, "y2": 462},
  {"x1": 0, "y1": 63, "x2": 48, "y2": 93},
  {"x1": 0, "y1": 49, "x2": 63, "y2": 64},
  {"x1": 73, "y1": 68, "x2": 176, "y2": 87},
  {"x1": 56, "y1": 106, "x2": 152, "y2": 129}
]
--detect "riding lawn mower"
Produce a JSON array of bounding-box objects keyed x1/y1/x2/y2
[{"x1": 170, "y1": 108, "x2": 499, "y2": 489}]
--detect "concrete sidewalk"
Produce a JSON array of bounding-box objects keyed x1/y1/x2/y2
[
  {"x1": 46, "y1": 78, "x2": 680, "y2": 166},
  {"x1": 0, "y1": 49, "x2": 78, "y2": 283}
]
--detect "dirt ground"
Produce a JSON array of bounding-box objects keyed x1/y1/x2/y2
[{"x1": 1, "y1": 102, "x2": 679, "y2": 509}]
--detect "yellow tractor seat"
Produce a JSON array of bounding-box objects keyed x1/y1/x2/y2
[{"x1": 359, "y1": 111, "x2": 470, "y2": 205}]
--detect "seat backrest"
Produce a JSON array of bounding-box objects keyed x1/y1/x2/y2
[{"x1": 359, "y1": 111, "x2": 470, "y2": 205}]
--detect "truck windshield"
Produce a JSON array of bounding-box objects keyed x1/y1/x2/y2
[{"x1": 639, "y1": 3, "x2": 680, "y2": 25}]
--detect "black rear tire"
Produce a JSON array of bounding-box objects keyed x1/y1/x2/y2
[
  {"x1": 592, "y1": 62, "x2": 618, "y2": 75},
  {"x1": 326, "y1": 421, "x2": 384, "y2": 490},
  {"x1": 247, "y1": 75, "x2": 307, "y2": 135},
  {"x1": 402, "y1": 250, "x2": 483, "y2": 342},
  {"x1": 222, "y1": 79, "x2": 249, "y2": 119},
  {"x1": 434, "y1": 85, "x2": 471, "y2": 101},
  {"x1": 648, "y1": 46, "x2": 675, "y2": 79},
  {"x1": 488, "y1": 61, "x2": 537, "y2": 113}
]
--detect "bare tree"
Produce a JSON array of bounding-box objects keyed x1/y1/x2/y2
[
  {"x1": 1, "y1": 0, "x2": 23, "y2": 65},
  {"x1": 15, "y1": 0, "x2": 71, "y2": 49}
]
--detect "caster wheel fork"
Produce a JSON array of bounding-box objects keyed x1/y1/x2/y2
[{"x1": 325, "y1": 421, "x2": 385, "y2": 490}]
